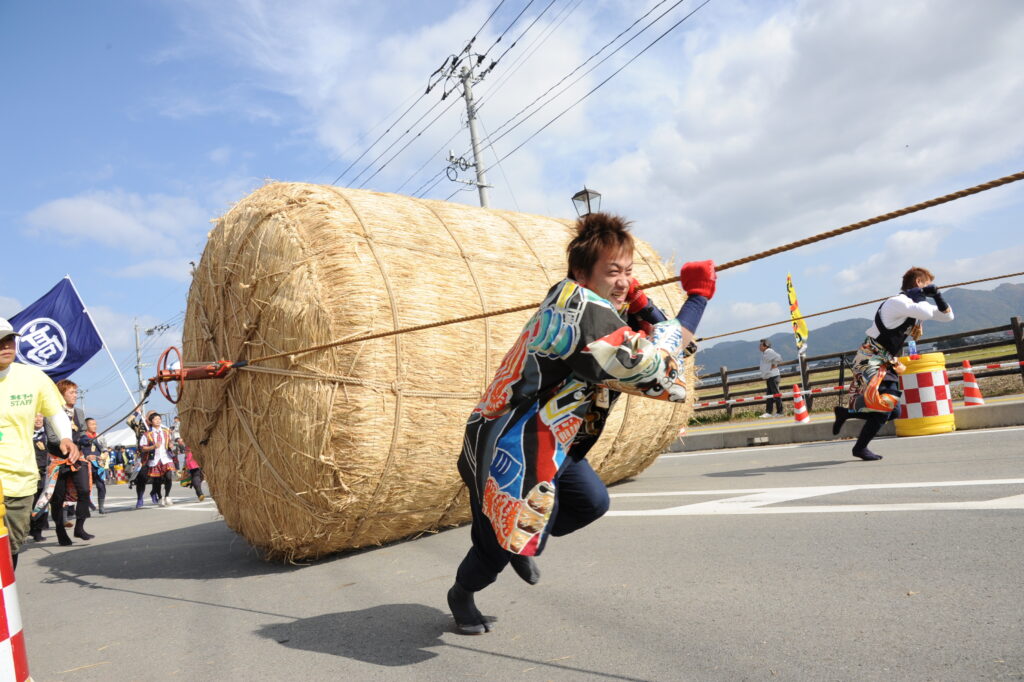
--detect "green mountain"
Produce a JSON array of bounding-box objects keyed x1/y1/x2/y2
[{"x1": 694, "y1": 283, "x2": 1024, "y2": 374}]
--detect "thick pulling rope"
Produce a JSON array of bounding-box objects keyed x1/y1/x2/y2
[
  {"x1": 244, "y1": 169, "x2": 1024, "y2": 366},
  {"x1": 697, "y1": 270, "x2": 1024, "y2": 342}
]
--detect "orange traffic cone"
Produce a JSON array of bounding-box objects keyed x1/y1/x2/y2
[
  {"x1": 792, "y1": 384, "x2": 810, "y2": 423},
  {"x1": 962, "y1": 360, "x2": 985, "y2": 406},
  {"x1": 0, "y1": 492, "x2": 31, "y2": 681}
]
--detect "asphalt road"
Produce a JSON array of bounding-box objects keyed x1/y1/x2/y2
[{"x1": 18, "y1": 426, "x2": 1024, "y2": 681}]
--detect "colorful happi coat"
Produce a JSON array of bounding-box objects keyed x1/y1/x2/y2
[
  {"x1": 458, "y1": 278, "x2": 688, "y2": 556},
  {"x1": 32, "y1": 457, "x2": 91, "y2": 519}
]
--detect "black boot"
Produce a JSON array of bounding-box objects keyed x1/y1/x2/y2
[
  {"x1": 447, "y1": 583, "x2": 490, "y2": 635},
  {"x1": 510, "y1": 554, "x2": 540, "y2": 585},
  {"x1": 832, "y1": 406, "x2": 850, "y2": 436},
  {"x1": 73, "y1": 519, "x2": 94, "y2": 541},
  {"x1": 30, "y1": 529, "x2": 44, "y2": 542},
  {"x1": 852, "y1": 448, "x2": 883, "y2": 461},
  {"x1": 852, "y1": 413, "x2": 886, "y2": 462},
  {"x1": 55, "y1": 526, "x2": 73, "y2": 546}
]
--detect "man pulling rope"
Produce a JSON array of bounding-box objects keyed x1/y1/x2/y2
[{"x1": 447, "y1": 213, "x2": 717, "y2": 635}]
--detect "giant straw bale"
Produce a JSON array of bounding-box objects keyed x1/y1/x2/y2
[{"x1": 180, "y1": 183, "x2": 695, "y2": 560}]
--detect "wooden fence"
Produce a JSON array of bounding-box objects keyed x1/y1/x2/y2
[{"x1": 694, "y1": 316, "x2": 1024, "y2": 417}]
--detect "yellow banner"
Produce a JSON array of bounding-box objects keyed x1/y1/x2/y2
[{"x1": 786, "y1": 273, "x2": 809, "y2": 353}]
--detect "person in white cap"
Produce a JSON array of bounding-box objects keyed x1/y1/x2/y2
[{"x1": 0, "y1": 317, "x2": 80, "y2": 568}]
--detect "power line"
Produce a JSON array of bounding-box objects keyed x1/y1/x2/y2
[
  {"x1": 475, "y1": 0, "x2": 538, "y2": 66},
  {"x1": 322, "y1": 0, "x2": 513, "y2": 188},
  {"x1": 484, "y1": 0, "x2": 713, "y2": 174},
  {"x1": 398, "y1": 1, "x2": 575, "y2": 198},
  {"x1": 482, "y1": 0, "x2": 675, "y2": 151},
  {"x1": 394, "y1": 126, "x2": 464, "y2": 195},
  {"x1": 461, "y1": 0, "x2": 510, "y2": 56},
  {"x1": 441, "y1": 0, "x2": 677, "y2": 196},
  {"x1": 478, "y1": 0, "x2": 560, "y2": 79},
  {"x1": 478, "y1": 113, "x2": 520, "y2": 211},
  {"x1": 416, "y1": 171, "x2": 451, "y2": 199},
  {"x1": 311, "y1": 88, "x2": 422, "y2": 184},
  {"x1": 331, "y1": 92, "x2": 437, "y2": 186},
  {"x1": 357, "y1": 97, "x2": 462, "y2": 189},
  {"x1": 476, "y1": 0, "x2": 584, "y2": 105},
  {"x1": 410, "y1": 168, "x2": 448, "y2": 198}
]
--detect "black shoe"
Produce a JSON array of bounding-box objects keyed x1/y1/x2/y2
[
  {"x1": 832, "y1": 407, "x2": 850, "y2": 436},
  {"x1": 30, "y1": 531, "x2": 45, "y2": 542},
  {"x1": 56, "y1": 531, "x2": 73, "y2": 547},
  {"x1": 852, "y1": 448, "x2": 882, "y2": 461},
  {"x1": 510, "y1": 554, "x2": 540, "y2": 585},
  {"x1": 74, "y1": 520, "x2": 94, "y2": 540},
  {"x1": 447, "y1": 583, "x2": 490, "y2": 635}
]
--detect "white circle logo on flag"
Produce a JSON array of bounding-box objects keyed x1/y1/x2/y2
[{"x1": 16, "y1": 318, "x2": 68, "y2": 370}]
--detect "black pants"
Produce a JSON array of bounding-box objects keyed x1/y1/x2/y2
[
  {"x1": 456, "y1": 457, "x2": 610, "y2": 592},
  {"x1": 31, "y1": 467, "x2": 49, "y2": 535},
  {"x1": 765, "y1": 376, "x2": 783, "y2": 414},
  {"x1": 190, "y1": 468, "x2": 205, "y2": 498},
  {"x1": 51, "y1": 464, "x2": 91, "y2": 531},
  {"x1": 846, "y1": 406, "x2": 900, "y2": 452},
  {"x1": 152, "y1": 472, "x2": 173, "y2": 499},
  {"x1": 91, "y1": 468, "x2": 106, "y2": 508},
  {"x1": 134, "y1": 466, "x2": 151, "y2": 501}
]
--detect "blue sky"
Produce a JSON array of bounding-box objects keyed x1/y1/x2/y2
[{"x1": 2, "y1": 0, "x2": 1023, "y2": 424}]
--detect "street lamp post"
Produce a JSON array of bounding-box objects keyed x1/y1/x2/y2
[{"x1": 572, "y1": 187, "x2": 602, "y2": 216}]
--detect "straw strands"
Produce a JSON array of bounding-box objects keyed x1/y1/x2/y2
[{"x1": 180, "y1": 183, "x2": 694, "y2": 560}]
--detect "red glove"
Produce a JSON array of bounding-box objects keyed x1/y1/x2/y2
[
  {"x1": 679, "y1": 260, "x2": 716, "y2": 299},
  {"x1": 626, "y1": 278, "x2": 649, "y2": 314}
]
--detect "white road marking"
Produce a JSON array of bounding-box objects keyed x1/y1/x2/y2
[
  {"x1": 165, "y1": 502, "x2": 220, "y2": 512},
  {"x1": 663, "y1": 424, "x2": 1024, "y2": 458},
  {"x1": 99, "y1": 497, "x2": 214, "y2": 511},
  {"x1": 607, "y1": 478, "x2": 1024, "y2": 516}
]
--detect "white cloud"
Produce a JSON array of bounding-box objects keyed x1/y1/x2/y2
[
  {"x1": 151, "y1": 0, "x2": 1024, "y2": 287},
  {"x1": 0, "y1": 296, "x2": 22, "y2": 318},
  {"x1": 834, "y1": 228, "x2": 944, "y2": 294},
  {"x1": 117, "y1": 259, "x2": 194, "y2": 283},
  {"x1": 699, "y1": 299, "x2": 786, "y2": 342},
  {"x1": 20, "y1": 180, "x2": 263, "y2": 282},
  {"x1": 933, "y1": 243, "x2": 1024, "y2": 290},
  {"x1": 163, "y1": 0, "x2": 602, "y2": 196},
  {"x1": 87, "y1": 305, "x2": 162, "y2": 352},
  {"x1": 208, "y1": 146, "x2": 232, "y2": 164},
  {"x1": 25, "y1": 189, "x2": 207, "y2": 254},
  {"x1": 586, "y1": 0, "x2": 1024, "y2": 263}
]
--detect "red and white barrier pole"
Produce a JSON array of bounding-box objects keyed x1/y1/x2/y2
[
  {"x1": 695, "y1": 359, "x2": 1024, "y2": 410},
  {"x1": 0, "y1": 492, "x2": 30, "y2": 681}
]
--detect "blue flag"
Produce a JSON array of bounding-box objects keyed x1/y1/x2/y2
[{"x1": 9, "y1": 278, "x2": 103, "y2": 381}]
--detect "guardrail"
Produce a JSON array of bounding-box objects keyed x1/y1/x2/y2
[{"x1": 694, "y1": 315, "x2": 1024, "y2": 415}]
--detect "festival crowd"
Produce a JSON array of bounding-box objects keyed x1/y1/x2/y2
[{"x1": 26, "y1": 379, "x2": 207, "y2": 549}]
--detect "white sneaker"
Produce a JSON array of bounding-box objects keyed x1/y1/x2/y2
[
  {"x1": 165, "y1": 497, "x2": 173, "y2": 506},
  {"x1": 759, "y1": 412, "x2": 772, "y2": 419}
]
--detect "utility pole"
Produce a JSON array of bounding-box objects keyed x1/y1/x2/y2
[
  {"x1": 134, "y1": 321, "x2": 171, "y2": 401},
  {"x1": 454, "y1": 61, "x2": 491, "y2": 208},
  {"x1": 134, "y1": 320, "x2": 145, "y2": 401}
]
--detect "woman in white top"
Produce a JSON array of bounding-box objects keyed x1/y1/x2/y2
[{"x1": 139, "y1": 413, "x2": 177, "y2": 506}]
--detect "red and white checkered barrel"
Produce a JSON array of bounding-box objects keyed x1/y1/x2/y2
[
  {"x1": 0, "y1": 498, "x2": 30, "y2": 681},
  {"x1": 895, "y1": 352, "x2": 955, "y2": 437}
]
